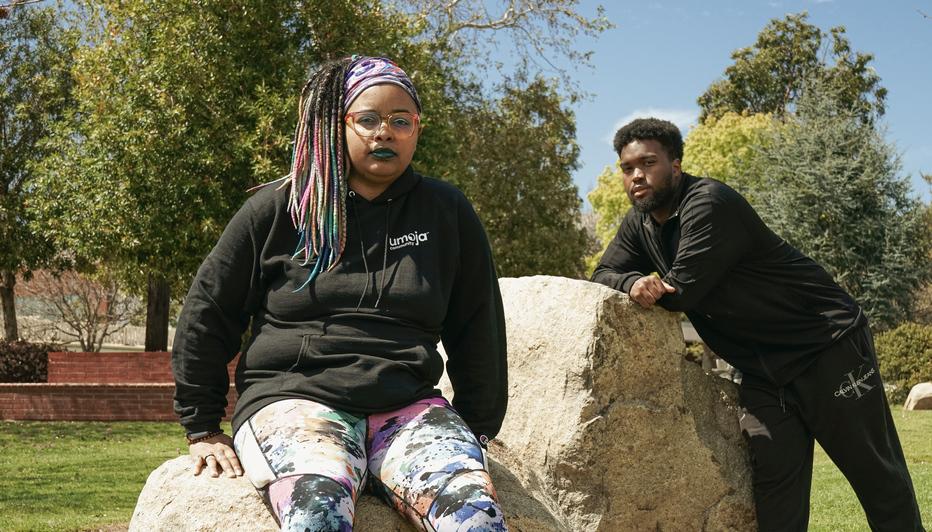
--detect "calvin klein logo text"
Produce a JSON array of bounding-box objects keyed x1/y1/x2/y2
[{"x1": 834, "y1": 365, "x2": 876, "y2": 399}]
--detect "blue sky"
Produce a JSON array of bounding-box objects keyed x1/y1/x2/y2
[{"x1": 559, "y1": 0, "x2": 932, "y2": 207}]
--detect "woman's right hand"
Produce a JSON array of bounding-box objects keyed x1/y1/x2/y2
[{"x1": 189, "y1": 433, "x2": 243, "y2": 478}]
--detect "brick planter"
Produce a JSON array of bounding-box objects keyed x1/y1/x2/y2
[
  {"x1": 47, "y1": 351, "x2": 237, "y2": 383},
  {"x1": 0, "y1": 351, "x2": 239, "y2": 422},
  {"x1": 0, "y1": 382, "x2": 237, "y2": 421}
]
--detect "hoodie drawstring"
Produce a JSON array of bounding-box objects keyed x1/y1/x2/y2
[
  {"x1": 349, "y1": 191, "x2": 391, "y2": 310},
  {"x1": 374, "y1": 199, "x2": 392, "y2": 308},
  {"x1": 349, "y1": 191, "x2": 371, "y2": 311}
]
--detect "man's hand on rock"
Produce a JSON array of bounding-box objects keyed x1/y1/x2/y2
[
  {"x1": 190, "y1": 434, "x2": 243, "y2": 478},
  {"x1": 629, "y1": 276, "x2": 675, "y2": 308}
]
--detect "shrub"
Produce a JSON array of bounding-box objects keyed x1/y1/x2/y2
[
  {"x1": 875, "y1": 322, "x2": 932, "y2": 403},
  {"x1": 0, "y1": 340, "x2": 62, "y2": 383}
]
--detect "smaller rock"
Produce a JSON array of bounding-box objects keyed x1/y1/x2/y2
[{"x1": 904, "y1": 382, "x2": 932, "y2": 411}]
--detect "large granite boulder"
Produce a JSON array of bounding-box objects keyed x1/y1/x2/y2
[
  {"x1": 484, "y1": 276, "x2": 755, "y2": 531},
  {"x1": 131, "y1": 276, "x2": 754, "y2": 531},
  {"x1": 904, "y1": 382, "x2": 932, "y2": 410}
]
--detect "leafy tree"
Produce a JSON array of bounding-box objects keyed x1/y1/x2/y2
[
  {"x1": 34, "y1": 1, "x2": 304, "y2": 350},
  {"x1": 0, "y1": 1, "x2": 76, "y2": 340},
  {"x1": 749, "y1": 86, "x2": 931, "y2": 329},
  {"x1": 698, "y1": 12, "x2": 886, "y2": 124},
  {"x1": 585, "y1": 163, "x2": 629, "y2": 274},
  {"x1": 914, "y1": 283, "x2": 932, "y2": 326},
  {"x1": 456, "y1": 77, "x2": 589, "y2": 278},
  {"x1": 681, "y1": 111, "x2": 780, "y2": 199},
  {"x1": 912, "y1": 174, "x2": 932, "y2": 325}
]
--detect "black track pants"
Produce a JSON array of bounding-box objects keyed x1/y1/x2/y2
[{"x1": 738, "y1": 325, "x2": 924, "y2": 532}]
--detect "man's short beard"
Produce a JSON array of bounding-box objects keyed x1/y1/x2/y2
[{"x1": 629, "y1": 185, "x2": 675, "y2": 213}]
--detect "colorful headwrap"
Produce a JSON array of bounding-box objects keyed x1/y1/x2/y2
[{"x1": 343, "y1": 56, "x2": 421, "y2": 112}]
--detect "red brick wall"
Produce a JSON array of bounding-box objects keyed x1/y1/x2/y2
[
  {"x1": 47, "y1": 351, "x2": 238, "y2": 383},
  {"x1": 0, "y1": 351, "x2": 240, "y2": 422},
  {"x1": 0, "y1": 383, "x2": 237, "y2": 421}
]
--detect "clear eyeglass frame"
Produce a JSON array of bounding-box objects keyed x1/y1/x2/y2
[{"x1": 344, "y1": 111, "x2": 420, "y2": 139}]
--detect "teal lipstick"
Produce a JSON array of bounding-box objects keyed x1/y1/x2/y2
[{"x1": 371, "y1": 148, "x2": 397, "y2": 159}]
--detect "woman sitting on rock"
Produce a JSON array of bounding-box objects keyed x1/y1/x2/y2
[{"x1": 171, "y1": 55, "x2": 509, "y2": 531}]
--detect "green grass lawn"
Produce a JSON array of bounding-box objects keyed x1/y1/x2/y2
[
  {"x1": 0, "y1": 412, "x2": 928, "y2": 531},
  {"x1": 0, "y1": 421, "x2": 215, "y2": 532}
]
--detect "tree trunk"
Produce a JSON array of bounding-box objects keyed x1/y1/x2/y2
[
  {"x1": 144, "y1": 273, "x2": 170, "y2": 352},
  {"x1": 0, "y1": 270, "x2": 18, "y2": 341}
]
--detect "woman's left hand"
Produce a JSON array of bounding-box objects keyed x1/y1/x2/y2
[{"x1": 189, "y1": 433, "x2": 243, "y2": 478}]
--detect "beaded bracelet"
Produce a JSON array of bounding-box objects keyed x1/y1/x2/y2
[{"x1": 186, "y1": 430, "x2": 224, "y2": 445}]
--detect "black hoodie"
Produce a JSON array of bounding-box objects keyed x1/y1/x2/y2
[
  {"x1": 591, "y1": 173, "x2": 865, "y2": 385},
  {"x1": 171, "y1": 167, "x2": 507, "y2": 440}
]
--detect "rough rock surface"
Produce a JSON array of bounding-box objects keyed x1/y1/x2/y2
[
  {"x1": 486, "y1": 276, "x2": 755, "y2": 531},
  {"x1": 904, "y1": 382, "x2": 932, "y2": 410},
  {"x1": 132, "y1": 275, "x2": 754, "y2": 531}
]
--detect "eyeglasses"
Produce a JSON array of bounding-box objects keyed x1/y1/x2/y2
[{"x1": 345, "y1": 111, "x2": 420, "y2": 139}]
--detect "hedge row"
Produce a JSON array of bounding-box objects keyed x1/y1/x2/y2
[
  {"x1": 0, "y1": 340, "x2": 63, "y2": 383},
  {"x1": 875, "y1": 322, "x2": 932, "y2": 403}
]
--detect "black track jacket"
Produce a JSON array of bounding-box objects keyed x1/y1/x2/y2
[
  {"x1": 172, "y1": 167, "x2": 507, "y2": 439},
  {"x1": 591, "y1": 173, "x2": 865, "y2": 385}
]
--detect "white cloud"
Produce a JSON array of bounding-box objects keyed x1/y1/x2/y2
[{"x1": 603, "y1": 107, "x2": 699, "y2": 145}]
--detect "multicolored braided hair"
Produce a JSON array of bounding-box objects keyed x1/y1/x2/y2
[{"x1": 258, "y1": 56, "x2": 421, "y2": 290}]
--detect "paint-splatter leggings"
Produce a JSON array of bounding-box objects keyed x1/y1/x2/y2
[{"x1": 233, "y1": 396, "x2": 508, "y2": 531}]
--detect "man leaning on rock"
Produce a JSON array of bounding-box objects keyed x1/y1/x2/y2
[{"x1": 590, "y1": 117, "x2": 924, "y2": 532}]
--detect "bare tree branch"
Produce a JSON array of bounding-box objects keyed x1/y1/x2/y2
[
  {"x1": 0, "y1": 0, "x2": 48, "y2": 7},
  {"x1": 0, "y1": 0, "x2": 46, "y2": 19},
  {"x1": 18, "y1": 269, "x2": 142, "y2": 351},
  {"x1": 400, "y1": 0, "x2": 611, "y2": 86}
]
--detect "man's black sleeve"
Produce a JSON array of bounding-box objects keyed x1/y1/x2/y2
[
  {"x1": 657, "y1": 194, "x2": 750, "y2": 312},
  {"x1": 590, "y1": 211, "x2": 653, "y2": 294}
]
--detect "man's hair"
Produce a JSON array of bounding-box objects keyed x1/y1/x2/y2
[{"x1": 613, "y1": 118, "x2": 683, "y2": 161}]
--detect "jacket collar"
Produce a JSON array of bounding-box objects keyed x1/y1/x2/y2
[{"x1": 670, "y1": 172, "x2": 699, "y2": 217}]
